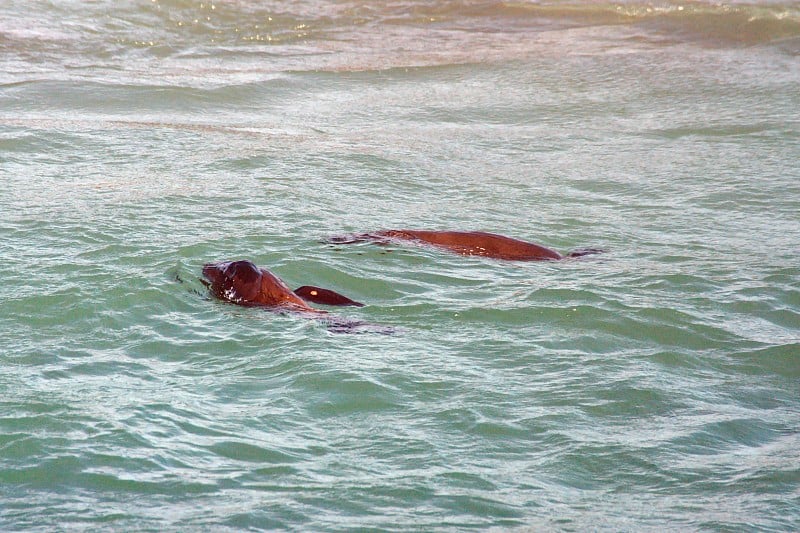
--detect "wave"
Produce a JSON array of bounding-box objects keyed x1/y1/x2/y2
[
  {"x1": 377, "y1": 1, "x2": 800, "y2": 46},
  {"x1": 1, "y1": 1, "x2": 798, "y2": 84},
  {"x1": 3, "y1": 1, "x2": 798, "y2": 59},
  {"x1": 138, "y1": 0, "x2": 800, "y2": 46}
]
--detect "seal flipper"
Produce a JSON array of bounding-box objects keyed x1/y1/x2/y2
[
  {"x1": 566, "y1": 248, "x2": 606, "y2": 258},
  {"x1": 325, "y1": 232, "x2": 395, "y2": 245},
  {"x1": 325, "y1": 233, "x2": 369, "y2": 244},
  {"x1": 294, "y1": 285, "x2": 365, "y2": 307}
]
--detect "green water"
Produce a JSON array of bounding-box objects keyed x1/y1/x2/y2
[{"x1": 2, "y1": 1, "x2": 799, "y2": 530}]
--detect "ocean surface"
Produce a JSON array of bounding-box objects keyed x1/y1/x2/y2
[{"x1": 1, "y1": 0, "x2": 799, "y2": 530}]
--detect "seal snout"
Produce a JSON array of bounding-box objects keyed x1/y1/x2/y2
[{"x1": 202, "y1": 262, "x2": 226, "y2": 285}]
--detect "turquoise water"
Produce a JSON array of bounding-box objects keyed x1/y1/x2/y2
[{"x1": 2, "y1": 1, "x2": 799, "y2": 530}]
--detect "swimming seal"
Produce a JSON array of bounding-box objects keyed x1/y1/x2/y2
[
  {"x1": 327, "y1": 230, "x2": 602, "y2": 261},
  {"x1": 201, "y1": 260, "x2": 380, "y2": 333}
]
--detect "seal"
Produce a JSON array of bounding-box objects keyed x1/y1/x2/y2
[
  {"x1": 202, "y1": 260, "x2": 316, "y2": 311},
  {"x1": 201, "y1": 260, "x2": 383, "y2": 333},
  {"x1": 328, "y1": 230, "x2": 603, "y2": 261}
]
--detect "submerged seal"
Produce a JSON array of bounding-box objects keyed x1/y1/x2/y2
[{"x1": 328, "y1": 230, "x2": 602, "y2": 261}]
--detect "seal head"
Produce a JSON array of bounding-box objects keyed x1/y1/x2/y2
[{"x1": 202, "y1": 260, "x2": 265, "y2": 304}]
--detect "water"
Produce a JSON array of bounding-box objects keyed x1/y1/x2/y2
[{"x1": 2, "y1": 0, "x2": 799, "y2": 530}]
